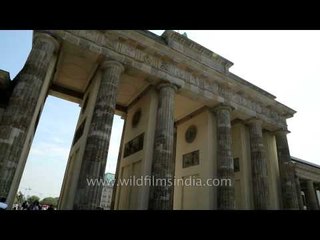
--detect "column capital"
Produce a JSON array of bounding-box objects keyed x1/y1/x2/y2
[
  {"x1": 273, "y1": 127, "x2": 291, "y2": 136},
  {"x1": 284, "y1": 161, "x2": 296, "y2": 170},
  {"x1": 156, "y1": 81, "x2": 179, "y2": 92},
  {"x1": 100, "y1": 60, "x2": 125, "y2": 73},
  {"x1": 211, "y1": 103, "x2": 234, "y2": 113},
  {"x1": 33, "y1": 31, "x2": 60, "y2": 52},
  {"x1": 247, "y1": 117, "x2": 263, "y2": 126}
]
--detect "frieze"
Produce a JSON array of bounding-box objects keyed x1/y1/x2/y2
[
  {"x1": 63, "y1": 30, "x2": 219, "y2": 94},
  {"x1": 48, "y1": 30, "x2": 288, "y2": 127},
  {"x1": 296, "y1": 168, "x2": 320, "y2": 182},
  {"x1": 160, "y1": 61, "x2": 170, "y2": 73},
  {"x1": 203, "y1": 79, "x2": 218, "y2": 94},
  {"x1": 69, "y1": 30, "x2": 115, "y2": 50},
  {"x1": 296, "y1": 163, "x2": 320, "y2": 175}
]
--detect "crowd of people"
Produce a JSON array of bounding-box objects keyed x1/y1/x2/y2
[
  {"x1": 0, "y1": 197, "x2": 55, "y2": 210},
  {"x1": 16, "y1": 200, "x2": 55, "y2": 210}
]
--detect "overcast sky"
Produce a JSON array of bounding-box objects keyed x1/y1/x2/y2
[{"x1": 0, "y1": 30, "x2": 319, "y2": 198}]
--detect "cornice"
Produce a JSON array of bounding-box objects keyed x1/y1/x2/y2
[
  {"x1": 44, "y1": 30, "x2": 292, "y2": 129},
  {"x1": 162, "y1": 30, "x2": 234, "y2": 74}
]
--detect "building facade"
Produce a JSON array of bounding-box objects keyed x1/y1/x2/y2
[
  {"x1": 0, "y1": 30, "x2": 317, "y2": 210},
  {"x1": 291, "y1": 157, "x2": 320, "y2": 210},
  {"x1": 100, "y1": 173, "x2": 115, "y2": 210}
]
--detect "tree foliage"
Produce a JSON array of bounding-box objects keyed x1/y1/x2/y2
[
  {"x1": 40, "y1": 197, "x2": 59, "y2": 207},
  {"x1": 27, "y1": 195, "x2": 40, "y2": 203}
]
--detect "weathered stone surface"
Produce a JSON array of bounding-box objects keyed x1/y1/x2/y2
[
  {"x1": 0, "y1": 33, "x2": 58, "y2": 199},
  {"x1": 162, "y1": 30, "x2": 233, "y2": 73},
  {"x1": 295, "y1": 175, "x2": 304, "y2": 210},
  {"x1": 149, "y1": 83, "x2": 177, "y2": 210},
  {"x1": 213, "y1": 104, "x2": 235, "y2": 210},
  {"x1": 73, "y1": 60, "x2": 124, "y2": 210},
  {"x1": 275, "y1": 130, "x2": 299, "y2": 209},
  {"x1": 305, "y1": 180, "x2": 319, "y2": 210},
  {"x1": 0, "y1": 70, "x2": 10, "y2": 90},
  {"x1": 0, "y1": 30, "x2": 304, "y2": 210},
  {"x1": 44, "y1": 30, "x2": 293, "y2": 130},
  {"x1": 248, "y1": 119, "x2": 269, "y2": 209},
  {"x1": 0, "y1": 70, "x2": 11, "y2": 116},
  {"x1": 294, "y1": 158, "x2": 320, "y2": 182}
]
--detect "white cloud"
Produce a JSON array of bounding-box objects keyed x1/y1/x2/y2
[{"x1": 29, "y1": 142, "x2": 70, "y2": 159}]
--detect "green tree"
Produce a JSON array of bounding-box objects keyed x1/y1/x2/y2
[
  {"x1": 27, "y1": 195, "x2": 40, "y2": 203},
  {"x1": 40, "y1": 197, "x2": 59, "y2": 207}
]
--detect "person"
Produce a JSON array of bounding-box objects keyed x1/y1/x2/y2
[
  {"x1": 22, "y1": 201, "x2": 29, "y2": 210},
  {"x1": 30, "y1": 200, "x2": 41, "y2": 210},
  {"x1": 47, "y1": 204, "x2": 54, "y2": 210},
  {"x1": 0, "y1": 197, "x2": 8, "y2": 210}
]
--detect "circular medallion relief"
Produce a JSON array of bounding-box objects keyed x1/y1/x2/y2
[
  {"x1": 132, "y1": 109, "x2": 142, "y2": 128},
  {"x1": 185, "y1": 125, "x2": 197, "y2": 143}
]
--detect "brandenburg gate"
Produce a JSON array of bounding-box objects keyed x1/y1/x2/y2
[{"x1": 0, "y1": 30, "x2": 301, "y2": 209}]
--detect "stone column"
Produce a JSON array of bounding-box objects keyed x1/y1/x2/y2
[
  {"x1": 148, "y1": 82, "x2": 177, "y2": 210},
  {"x1": 248, "y1": 118, "x2": 269, "y2": 209},
  {"x1": 305, "y1": 180, "x2": 319, "y2": 210},
  {"x1": 0, "y1": 32, "x2": 59, "y2": 199},
  {"x1": 74, "y1": 60, "x2": 124, "y2": 210},
  {"x1": 213, "y1": 104, "x2": 235, "y2": 210},
  {"x1": 295, "y1": 176, "x2": 304, "y2": 210},
  {"x1": 275, "y1": 129, "x2": 299, "y2": 209}
]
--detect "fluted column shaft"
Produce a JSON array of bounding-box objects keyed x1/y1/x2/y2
[
  {"x1": 295, "y1": 176, "x2": 304, "y2": 210},
  {"x1": 0, "y1": 32, "x2": 59, "y2": 199},
  {"x1": 305, "y1": 180, "x2": 319, "y2": 210},
  {"x1": 275, "y1": 130, "x2": 299, "y2": 209},
  {"x1": 149, "y1": 83, "x2": 177, "y2": 210},
  {"x1": 214, "y1": 104, "x2": 235, "y2": 210},
  {"x1": 248, "y1": 119, "x2": 269, "y2": 209},
  {"x1": 74, "y1": 61, "x2": 124, "y2": 210}
]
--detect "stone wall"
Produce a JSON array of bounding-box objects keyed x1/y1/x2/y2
[{"x1": 0, "y1": 70, "x2": 11, "y2": 122}]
